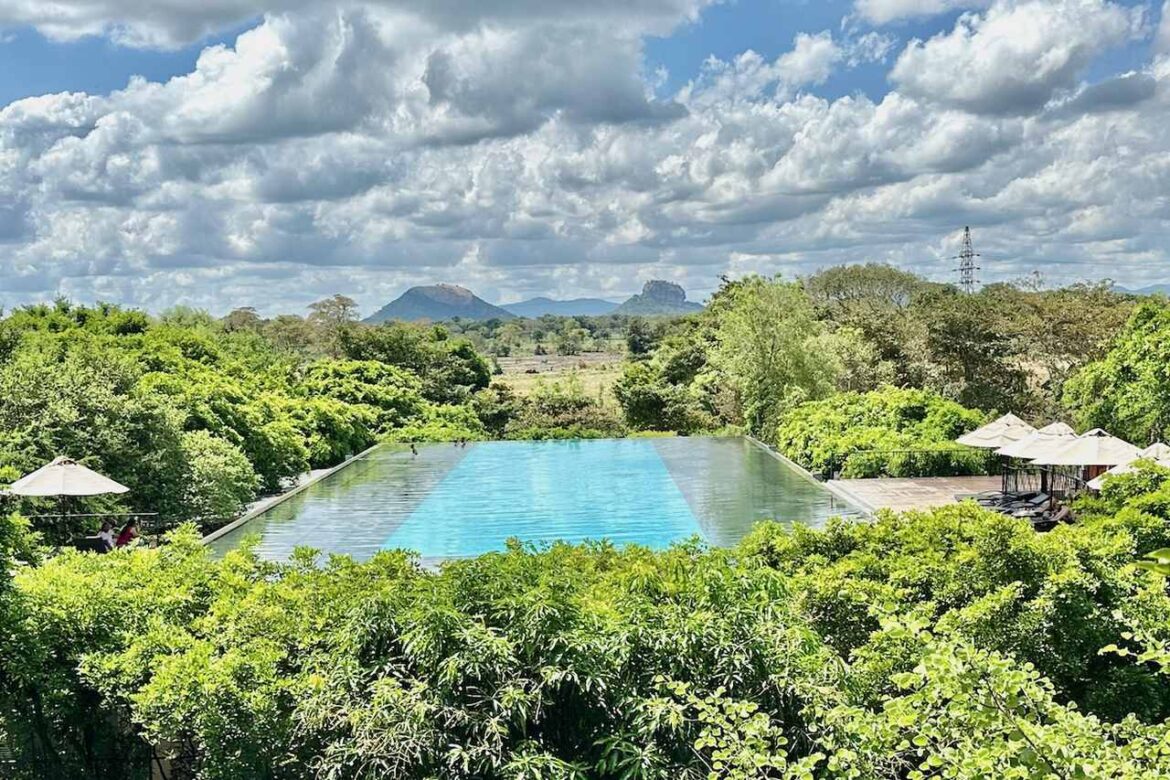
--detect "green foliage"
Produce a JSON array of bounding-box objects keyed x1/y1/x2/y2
[
  {"x1": 297, "y1": 359, "x2": 426, "y2": 429},
  {"x1": 1137, "y1": 547, "x2": 1170, "y2": 577},
  {"x1": 708, "y1": 276, "x2": 839, "y2": 435},
  {"x1": 387, "y1": 403, "x2": 488, "y2": 443},
  {"x1": 4, "y1": 505, "x2": 1170, "y2": 778},
  {"x1": 802, "y1": 267, "x2": 1134, "y2": 418},
  {"x1": 1065, "y1": 302, "x2": 1170, "y2": 445},
  {"x1": 613, "y1": 361, "x2": 713, "y2": 434},
  {"x1": 625, "y1": 317, "x2": 660, "y2": 357},
  {"x1": 0, "y1": 302, "x2": 491, "y2": 534},
  {"x1": 176, "y1": 431, "x2": 259, "y2": 529},
  {"x1": 503, "y1": 376, "x2": 624, "y2": 439},
  {"x1": 339, "y1": 321, "x2": 491, "y2": 403},
  {"x1": 773, "y1": 386, "x2": 988, "y2": 478},
  {"x1": 615, "y1": 277, "x2": 864, "y2": 436},
  {"x1": 470, "y1": 383, "x2": 521, "y2": 438},
  {"x1": 742, "y1": 501, "x2": 1170, "y2": 722},
  {"x1": 0, "y1": 335, "x2": 191, "y2": 531},
  {"x1": 619, "y1": 270, "x2": 1137, "y2": 443}
]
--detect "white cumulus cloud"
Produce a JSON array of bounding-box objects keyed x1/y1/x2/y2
[
  {"x1": 1, "y1": 0, "x2": 1169, "y2": 313},
  {"x1": 891, "y1": 0, "x2": 1144, "y2": 114},
  {"x1": 854, "y1": 0, "x2": 992, "y2": 25}
]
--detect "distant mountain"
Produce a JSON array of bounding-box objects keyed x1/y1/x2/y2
[
  {"x1": 503, "y1": 297, "x2": 619, "y2": 318},
  {"x1": 614, "y1": 281, "x2": 704, "y2": 316},
  {"x1": 1118, "y1": 283, "x2": 1170, "y2": 296},
  {"x1": 364, "y1": 284, "x2": 515, "y2": 323}
]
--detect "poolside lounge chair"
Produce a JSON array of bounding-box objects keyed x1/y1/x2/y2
[
  {"x1": 74, "y1": 536, "x2": 111, "y2": 553},
  {"x1": 1030, "y1": 506, "x2": 1069, "y2": 532}
]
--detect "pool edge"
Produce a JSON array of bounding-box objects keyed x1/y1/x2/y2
[
  {"x1": 201, "y1": 442, "x2": 384, "y2": 546},
  {"x1": 743, "y1": 435, "x2": 872, "y2": 518}
]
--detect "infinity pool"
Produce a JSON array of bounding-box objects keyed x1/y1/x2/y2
[{"x1": 207, "y1": 437, "x2": 856, "y2": 563}]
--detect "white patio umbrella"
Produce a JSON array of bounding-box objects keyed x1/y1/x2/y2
[
  {"x1": 994, "y1": 422, "x2": 1078, "y2": 460},
  {"x1": 9, "y1": 457, "x2": 129, "y2": 497},
  {"x1": 956, "y1": 413, "x2": 1036, "y2": 449},
  {"x1": 1086, "y1": 443, "x2": 1170, "y2": 490},
  {"x1": 1139, "y1": 442, "x2": 1170, "y2": 460},
  {"x1": 1029, "y1": 429, "x2": 1141, "y2": 467}
]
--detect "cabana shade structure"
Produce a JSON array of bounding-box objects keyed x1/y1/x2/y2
[
  {"x1": 956, "y1": 413, "x2": 1035, "y2": 449},
  {"x1": 9, "y1": 457, "x2": 129, "y2": 497},
  {"x1": 1086, "y1": 443, "x2": 1170, "y2": 491},
  {"x1": 994, "y1": 422, "x2": 1077, "y2": 460},
  {"x1": 1029, "y1": 429, "x2": 1141, "y2": 467},
  {"x1": 994, "y1": 423, "x2": 1078, "y2": 498},
  {"x1": 1138, "y1": 442, "x2": 1170, "y2": 460}
]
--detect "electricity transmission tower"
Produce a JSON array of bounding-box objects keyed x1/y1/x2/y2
[{"x1": 952, "y1": 226, "x2": 980, "y2": 294}]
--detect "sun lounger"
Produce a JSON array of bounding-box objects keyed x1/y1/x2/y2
[{"x1": 74, "y1": 536, "x2": 111, "y2": 553}]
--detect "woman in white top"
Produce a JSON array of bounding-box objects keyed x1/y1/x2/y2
[{"x1": 96, "y1": 520, "x2": 116, "y2": 551}]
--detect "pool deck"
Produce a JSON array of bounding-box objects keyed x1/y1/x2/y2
[{"x1": 825, "y1": 475, "x2": 1002, "y2": 514}]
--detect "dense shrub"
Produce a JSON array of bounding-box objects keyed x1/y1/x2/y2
[
  {"x1": 773, "y1": 386, "x2": 988, "y2": 478},
  {"x1": 339, "y1": 322, "x2": 491, "y2": 404},
  {"x1": 176, "y1": 431, "x2": 259, "y2": 529},
  {"x1": 296, "y1": 360, "x2": 426, "y2": 429},
  {"x1": 387, "y1": 403, "x2": 488, "y2": 442},
  {"x1": 3, "y1": 504, "x2": 1170, "y2": 779},
  {"x1": 741, "y1": 502, "x2": 1170, "y2": 722},
  {"x1": 613, "y1": 361, "x2": 714, "y2": 434},
  {"x1": 0, "y1": 303, "x2": 489, "y2": 534},
  {"x1": 503, "y1": 377, "x2": 625, "y2": 439},
  {"x1": 1065, "y1": 301, "x2": 1170, "y2": 446}
]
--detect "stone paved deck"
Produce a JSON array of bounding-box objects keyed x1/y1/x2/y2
[{"x1": 825, "y1": 475, "x2": 1002, "y2": 514}]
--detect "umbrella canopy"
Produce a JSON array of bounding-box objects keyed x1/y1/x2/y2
[
  {"x1": 1029, "y1": 428, "x2": 1141, "y2": 467},
  {"x1": 1140, "y1": 442, "x2": 1170, "y2": 460},
  {"x1": 956, "y1": 413, "x2": 1035, "y2": 449},
  {"x1": 1087, "y1": 457, "x2": 1170, "y2": 490},
  {"x1": 9, "y1": 457, "x2": 130, "y2": 497},
  {"x1": 1086, "y1": 443, "x2": 1170, "y2": 490},
  {"x1": 995, "y1": 422, "x2": 1078, "y2": 460}
]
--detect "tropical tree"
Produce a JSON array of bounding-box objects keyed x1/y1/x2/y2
[
  {"x1": 708, "y1": 276, "x2": 838, "y2": 435},
  {"x1": 308, "y1": 294, "x2": 360, "y2": 357},
  {"x1": 1065, "y1": 302, "x2": 1170, "y2": 446}
]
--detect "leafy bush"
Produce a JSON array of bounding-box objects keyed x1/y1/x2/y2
[
  {"x1": 296, "y1": 360, "x2": 425, "y2": 429},
  {"x1": 176, "y1": 431, "x2": 259, "y2": 528},
  {"x1": 339, "y1": 322, "x2": 491, "y2": 404},
  {"x1": 1065, "y1": 301, "x2": 1170, "y2": 445},
  {"x1": 740, "y1": 501, "x2": 1170, "y2": 722},
  {"x1": 4, "y1": 505, "x2": 1170, "y2": 779},
  {"x1": 504, "y1": 376, "x2": 624, "y2": 439},
  {"x1": 469, "y1": 383, "x2": 520, "y2": 438},
  {"x1": 0, "y1": 303, "x2": 489, "y2": 533},
  {"x1": 773, "y1": 386, "x2": 988, "y2": 478},
  {"x1": 613, "y1": 361, "x2": 713, "y2": 434},
  {"x1": 387, "y1": 403, "x2": 488, "y2": 442}
]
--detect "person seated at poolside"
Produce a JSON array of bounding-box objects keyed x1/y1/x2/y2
[
  {"x1": 96, "y1": 520, "x2": 116, "y2": 551},
  {"x1": 115, "y1": 518, "x2": 139, "y2": 548}
]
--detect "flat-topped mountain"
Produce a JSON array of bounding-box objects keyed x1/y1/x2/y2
[
  {"x1": 364, "y1": 284, "x2": 515, "y2": 323},
  {"x1": 503, "y1": 297, "x2": 619, "y2": 318},
  {"x1": 614, "y1": 281, "x2": 704, "y2": 315}
]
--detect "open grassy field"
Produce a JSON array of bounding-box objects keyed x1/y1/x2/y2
[{"x1": 495, "y1": 353, "x2": 624, "y2": 405}]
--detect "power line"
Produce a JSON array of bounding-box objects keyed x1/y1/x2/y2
[{"x1": 952, "y1": 226, "x2": 980, "y2": 294}]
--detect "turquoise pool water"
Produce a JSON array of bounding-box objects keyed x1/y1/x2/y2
[{"x1": 207, "y1": 437, "x2": 856, "y2": 563}]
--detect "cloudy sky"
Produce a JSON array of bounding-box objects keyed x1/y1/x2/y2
[{"x1": 1, "y1": 0, "x2": 1168, "y2": 315}]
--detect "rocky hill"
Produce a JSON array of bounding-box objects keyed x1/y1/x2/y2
[
  {"x1": 614, "y1": 281, "x2": 704, "y2": 316},
  {"x1": 364, "y1": 284, "x2": 515, "y2": 323}
]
